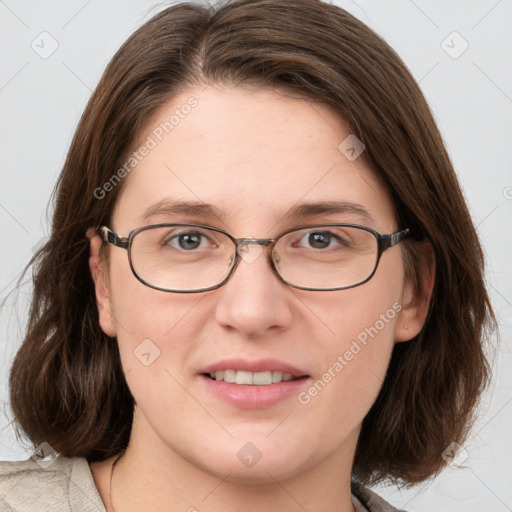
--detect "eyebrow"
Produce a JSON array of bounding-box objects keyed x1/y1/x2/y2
[
  {"x1": 140, "y1": 199, "x2": 374, "y2": 223},
  {"x1": 141, "y1": 199, "x2": 225, "y2": 221},
  {"x1": 283, "y1": 201, "x2": 373, "y2": 222}
]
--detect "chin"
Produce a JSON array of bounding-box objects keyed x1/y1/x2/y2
[
  {"x1": 187, "y1": 437, "x2": 317, "y2": 485},
  {"x1": 205, "y1": 456, "x2": 309, "y2": 486}
]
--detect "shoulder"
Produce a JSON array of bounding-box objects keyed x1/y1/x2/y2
[
  {"x1": 352, "y1": 481, "x2": 405, "y2": 512},
  {"x1": 0, "y1": 456, "x2": 106, "y2": 512}
]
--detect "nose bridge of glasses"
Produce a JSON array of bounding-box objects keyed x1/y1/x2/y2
[
  {"x1": 236, "y1": 237, "x2": 274, "y2": 254},
  {"x1": 235, "y1": 237, "x2": 274, "y2": 248},
  {"x1": 232, "y1": 237, "x2": 276, "y2": 265}
]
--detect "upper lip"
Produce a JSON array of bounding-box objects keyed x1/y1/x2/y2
[{"x1": 199, "y1": 358, "x2": 309, "y2": 377}]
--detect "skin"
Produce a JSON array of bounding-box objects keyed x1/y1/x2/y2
[{"x1": 88, "y1": 84, "x2": 434, "y2": 512}]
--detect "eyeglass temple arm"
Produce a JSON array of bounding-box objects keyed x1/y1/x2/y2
[
  {"x1": 378, "y1": 228, "x2": 410, "y2": 251},
  {"x1": 97, "y1": 226, "x2": 129, "y2": 249}
]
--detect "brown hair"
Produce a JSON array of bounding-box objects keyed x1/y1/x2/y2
[{"x1": 8, "y1": 0, "x2": 495, "y2": 486}]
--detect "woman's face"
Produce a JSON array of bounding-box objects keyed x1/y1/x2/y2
[{"x1": 91, "y1": 85, "x2": 419, "y2": 483}]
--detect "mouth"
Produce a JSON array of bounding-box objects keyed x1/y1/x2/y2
[
  {"x1": 202, "y1": 369, "x2": 308, "y2": 385},
  {"x1": 197, "y1": 359, "x2": 311, "y2": 409}
]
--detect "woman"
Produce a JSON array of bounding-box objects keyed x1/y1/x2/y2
[{"x1": 0, "y1": 0, "x2": 495, "y2": 511}]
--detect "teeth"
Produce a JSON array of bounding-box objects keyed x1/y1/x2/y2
[
  {"x1": 253, "y1": 371, "x2": 272, "y2": 385},
  {"x1": 236, "y1": 370, "x2": 254, "y2": 385},
  {"x1": 208, "y1": 370, "x2": 297, "y2": 385},
  {"x1": 223, "y1": 369, "x2": 236, "y2": 383},
  {"x1": 272, "y1": 371, "x2": 282, "y2": 383}
]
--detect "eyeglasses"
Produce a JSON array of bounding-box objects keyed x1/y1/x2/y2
[{"x1": 97, "y1": 223, "x2": 410, "y2": 293}]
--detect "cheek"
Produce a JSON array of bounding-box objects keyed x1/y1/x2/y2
[
  {"x1": 299, "y1": 262, "x2": 404, "y2": 428},
  {"x1": 295, "y1": 308, "x2": 397, "y2": 445},
  {"x1": 107, "y1": 256, "x2": 206, "y2": 390}
]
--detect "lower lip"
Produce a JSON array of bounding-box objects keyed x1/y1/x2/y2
[{"x1": 199, "y1": 374, "x2": 310, "y2": 409}]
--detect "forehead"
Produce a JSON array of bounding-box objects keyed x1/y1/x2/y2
[{"x1": 112, "y1": 85, "x2": 396, "y2": 234}]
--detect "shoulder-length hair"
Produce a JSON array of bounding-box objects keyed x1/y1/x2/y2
[{"x1": 8, "y1": 0, "x2": 495, "y2": 486}]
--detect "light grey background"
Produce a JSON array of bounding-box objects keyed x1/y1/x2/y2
[{"x1": 1, "y1": 1, "x2": 511, "y2": 510}]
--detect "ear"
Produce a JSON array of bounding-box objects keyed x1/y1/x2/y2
[
  {"x1": 87, "y1": 227, "x2": 117, "y2": 337},
  {"x1": 395, "y1": 240, "x2": 435, "y2": 342}
]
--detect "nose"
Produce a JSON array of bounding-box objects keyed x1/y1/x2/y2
[{"x1": 214, "y1": 243, "x2": 294, "y2": 338}]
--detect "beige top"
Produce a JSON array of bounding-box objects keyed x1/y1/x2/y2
[{"x1": 0, "y1": 456, "x2": 401, "y2": 511}]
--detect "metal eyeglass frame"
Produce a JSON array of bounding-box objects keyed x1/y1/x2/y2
[{"x1": 97, "y1": 223, "x2": 410, "y2": 293}]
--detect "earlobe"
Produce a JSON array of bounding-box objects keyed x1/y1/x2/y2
[
  {"x1": 395, "y1": 240, "x2": 436, "y2": 343},
  {"x1": 87, "y1": 228, "x2": 117, "y2": 337}
]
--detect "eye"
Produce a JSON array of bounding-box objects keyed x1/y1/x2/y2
[
  {"x1": 165, "y1": 230, "x2": 211, "y2": 251},
  {"x1": 296, "y1": 230, "x2": 349, "y2": 250}
]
